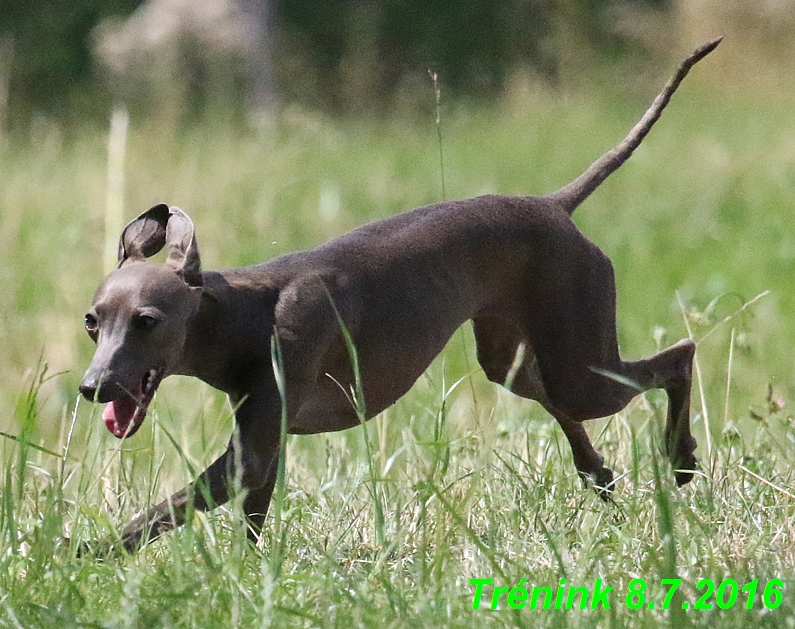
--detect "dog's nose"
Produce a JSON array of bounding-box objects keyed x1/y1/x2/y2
[
  {"x1": 79, "y1": 376, "x2": 124, "y2": 403},
  {"x1": 79, "y1": 379, "x2": 100, "y2": 403}
]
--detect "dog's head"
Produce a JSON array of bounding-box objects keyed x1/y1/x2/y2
[{"x1": 80, "y1": 204, "x2": 203, "y2": 438}]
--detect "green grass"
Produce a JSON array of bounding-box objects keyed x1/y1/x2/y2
[{"x1": 0, "y1": 76, "x2": 794, "y2": 627}]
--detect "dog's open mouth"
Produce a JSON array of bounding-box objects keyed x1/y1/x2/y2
[{"x1": 102, "y1": 367, "x2": 165, "y2": 438}]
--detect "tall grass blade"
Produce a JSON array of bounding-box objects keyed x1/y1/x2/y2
[
  {"x1": 269, "y1": 331, "x2": 290, "y2": 578},
  {"x1": 320, "y1": 286, "x2": 388, "y2": 550},
  {"x1": 677, "y1": 292, "x2": 712, "y2": 461},
  {"x1": 428, "y1": 70, "x2": 445, "y2": 202},
  {"x1": 428, "y1": 70, "x2": 479, "y2": 418},
  {"x1": 649, "y1": 428, "x2": 685, "y2": 628},
  {"x1": 0, "y1": 431, "x2": 60, "y2": 459},
  {"x1": 722, "y1": 326, "x2": 736, "y2": 430}
]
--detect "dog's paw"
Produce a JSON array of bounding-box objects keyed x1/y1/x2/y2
[
  {"x1": 672, "y1": 436, "x2": 698, "y2": 487},
  {"x1": 674, "y1": 455, "x2": 697, "y2": 487},
  {"x1": 594, "y1": 466, "x2": 616, "y2": 501},
  {"x1": 579, "y1": 466, "x2": 616, "y2": 501}
]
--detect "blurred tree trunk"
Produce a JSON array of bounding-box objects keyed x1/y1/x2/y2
[
  {"x1": 0, "y1": 35, "x2": 13, "y2": 137},
  {"x1": 239, "y1": 0, "x2": 278, "y2": 122}
]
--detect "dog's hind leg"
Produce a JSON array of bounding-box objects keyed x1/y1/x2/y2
[
  {"x1": 522, "y1": 243, "x2": 696, "y2": 486},
  {"x1": 473, "y1": 316, "x2": 614, "y2": 491},
  {"x1": 620, "y1": 339, "x2": 696, "y2": 486}
]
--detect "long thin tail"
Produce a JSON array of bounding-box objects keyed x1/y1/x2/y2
[{"x1": 549, "y1": 37, "x2": 722, "y2": 215}]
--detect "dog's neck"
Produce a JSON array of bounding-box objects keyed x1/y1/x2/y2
[{"x1": 178, "y1": 270, "x2": 279, "y2": 395}]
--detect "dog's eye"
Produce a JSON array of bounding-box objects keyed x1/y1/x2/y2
[
  {"x1": 132, "y1": 314, "x2": 158, "y2": 331},
  {"x1": 84, "y1": 314, "x2": 98, "y2": 338}
]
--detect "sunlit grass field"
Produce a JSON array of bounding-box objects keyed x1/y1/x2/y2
[{"x1": 0, "y1": 69, "x2": 794, "y2": 627}]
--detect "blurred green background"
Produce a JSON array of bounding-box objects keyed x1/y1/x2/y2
[{"x1": 0, "y1": 0, "x2": 793, "y2": 475}]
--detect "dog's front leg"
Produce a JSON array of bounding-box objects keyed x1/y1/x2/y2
[
  {"x1": 240, "y1": 458, "x2": 279, "y2": 540},
  {"x1": 118, "y1": 444, "x2": 241, "y2": 552},
  {"x1": 117, "y1": 386, "x2": 282, "y2": 553}
]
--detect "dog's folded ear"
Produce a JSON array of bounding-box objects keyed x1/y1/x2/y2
[
  {"x1": 118, "y1": 203, "x2": 202, "y2": 287},
  {"x1": 165, "y1": 207, "x2": 202, "y2": 287}
]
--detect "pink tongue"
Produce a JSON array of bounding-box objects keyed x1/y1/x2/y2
[{"x1": 103, "y1": 397, "x2": 138, "y2": 438}]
